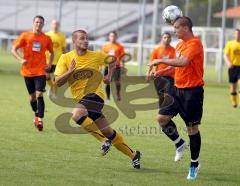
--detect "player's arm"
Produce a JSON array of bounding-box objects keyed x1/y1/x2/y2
[
  {"x1": 151, "y1": 55, "x2": 188, "y2": 67},
  {"x1": 223, "y1": 54, "x2": 232, "y2": 68},
  {"x1": 55, "y1": 59, "x2": 75, "y2": 87},
  {"x1": 11, "y1": 46, "x2": 27, "y2": 65}
]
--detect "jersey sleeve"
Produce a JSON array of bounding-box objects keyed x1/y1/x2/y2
[
  {"x1": 119, "y1": 44, "x2": 125, "y2": 56},
  {"x1": 54, "y1": 54, "x2": 68, "y2": 76},
  {"x1": 99, "y1": 51, "x2": 108, "y2": 66},
  {"x1": 13, "y1": 32, "x2": 26, "y2": 49}
]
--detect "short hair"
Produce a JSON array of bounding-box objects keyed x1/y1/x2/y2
[
  {"x1": 33, "y1": 15, "x2": 45, "y2": 22},
  {"x1": 235, "y1": 28, "x2": 240, "y2": 32},
  {"x1": 72, "y1": 29, "x2": 88, "y2": 42},
  {"x1": 175, "y1": 16, "x2": 193, "y2": 32},
  {"x1": 109, "y1": 31, "x2": 118, "y2": 37},
  {"x1": 161, "y1": 32, "x2": 171, "y2": 38}
]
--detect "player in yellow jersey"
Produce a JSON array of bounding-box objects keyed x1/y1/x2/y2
[
  {"x1": 54, "y1": 29, "x2": 141, "y2": 169},
  {"x1": 224, "y1": 29, "x2": 240, "y2": 108},
  {"x1": 46, "y1": 19, "x2": 67, "y2": 98}
]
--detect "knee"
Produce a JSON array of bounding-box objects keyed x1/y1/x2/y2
[
  {"x1": 72, "y1": 108, "x2": 88, "y2": 122},
  {"x1": 157, "y1": 115, "x2": 171, "y2": 126},
  {"x1": 187, "y1": 125, "x2": 199, "y2": 135},
  {"x1": 30, "y1": 94, "x2": 36, "y2": 102}
]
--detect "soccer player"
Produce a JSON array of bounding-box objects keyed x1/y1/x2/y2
[
  {"x1": 54, "y1": 29, "x2": 141, "y2": 169},
  {"x1": 11, "y1": 15, "x2": 54, "y2": 131},
  {"x1": 45, "y1": 19, "x2": 67, "y2": 98},
  {"x1": 102, "y1": 31, "x2": 125, "y2": 100},
  {"x1": 149, "y1": 17, "x2": 204, "y2": 180},
  {"x1": 224, "y1": 29, "x2": 240, "y2": 108},
  {"x1": 146, "y1": 32, "x2": 175, "y2": 94}
]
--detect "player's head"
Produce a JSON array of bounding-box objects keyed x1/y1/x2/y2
[
  {"x1": 234, "y1": 29, "x2": 240, "y2": 41},
  {"x1": 173, "y1": 16, "x2": 193, "y2": 39},
  {"x1": 160, "y1": 32, "x2": 171, "y2": 46},
  {"x1": 33, "y1": 15, "x2": 45, "y2": 33},
  {"x1": 108, "y1": 31, "x2": 118, "y2": 43},
  {"x1": 51, "y1": 19, "x2": 59, "y2": 32},
  {"x1": 72, "y1": 29, "x2": 88, "y2": 50}
]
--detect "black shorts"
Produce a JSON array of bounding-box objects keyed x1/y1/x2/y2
[
  {"x1": 154, "y1": 76, "x2": 175, "y2": 109},
  {"x1": 24, "y1": 75, "x2": 46, "y2": 94},
  {"x1": 159, "y1": 86, "x2": 204, "y2": 127},
  {"x1": 104, "y1": 66, "x2": 121, "y2": 82},
  {"x1": 79, "y1": 93, "x2": 104, "y2": 121},
  {"x1": 228, "y1": 66, "x2": 240, "y2": 83},
  {"x1": 46, "y1": 65, "x2": 56, "y2": 73}
]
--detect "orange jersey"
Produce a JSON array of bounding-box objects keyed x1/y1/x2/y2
[
  {"x1": 102, "y1": 42, "x2": 125, "y2": 66},
  {"x1": 175, "y1": 37, "x2": 204, "y2": 88},
  {"x1": 150, "y1": 45, "x2": 176, "y2": 78},
  {"x1": 13, "y1": 31, "x2": 53, "y2": 77}
]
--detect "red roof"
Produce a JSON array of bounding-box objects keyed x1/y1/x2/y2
[{"x1": 214, "y1": 6, "x2": 240, "y2": 18}]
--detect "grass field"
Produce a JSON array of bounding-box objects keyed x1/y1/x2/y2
[{"x1": 0, "y1": 50, "x2": 240, "y2": 186}]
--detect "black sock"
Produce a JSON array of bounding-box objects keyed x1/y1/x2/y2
[
  {"x1": 30, "y1": 100, "x2": 37, "y2": 115},
  {"x1": 37, "y1": 97, "x2": 45, "y2": 118},
  {"x1": 162, "y1": 120, "x2": 184, "y2": 148},
  {"x1": 105, "y1": 84, "x2": 110, "y2": 99},
  {"x1": 116, "y1": 84, "x2": 121, "y2": 96},
  {"x1": 189, "y1": 131, "x2": 201, "y2": 167}
]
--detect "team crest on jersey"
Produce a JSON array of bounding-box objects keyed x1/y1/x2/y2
[
  {"x1": 176, "y1": 51, "x2": 181, "y2": 58},
  {"x1": 32, "y1": 42, "x2": 41, "y2": 52},
  {"x1": 73, "y1": 69, "x2": 93, "y2": 80}
]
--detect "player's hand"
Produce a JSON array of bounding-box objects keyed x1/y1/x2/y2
[
  {"x1": 21, "y1": 59, "x2": 27, "y2": 65},
  {"x1": 145, "y1": 72, "x2": 154, "y2": 82},
  {"x1": 45, "y1": 64, "x2": 52, "y2": 72},
  {"x1": 103, "y1": 75, "x2": 111, "y2": 84},
  {"x1": 68, "y1": 59, "x2": 76, "y2": 73}
]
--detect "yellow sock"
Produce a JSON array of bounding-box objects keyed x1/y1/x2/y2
[
  {"x1": 47, "y1": 79, "x2": 54, "y2": 87},
  {"x1": 231, "y1": 93, "x2": 238, "y2": 107},
  {"x1": 81, "y1": 117, "x2": 107, "y2": 142},
  {"x1": 112, "y1": 132, "x2": 136, "y2": 159}
]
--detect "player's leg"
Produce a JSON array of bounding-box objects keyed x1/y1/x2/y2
[
  {"x1": 71, "y1": 105, "x2": 107, "y2": 142},
  {"x1": 24, "y1": 77, "x2": 39, "y2": 126},
  {"x1": 82, "y1": 93, "x2": 141, "y2": 168},
  {"x1": 114, "y1": 67, "x2": 121, "y2": 101},
  {"x1": 104, "y1": 67, "x2": 111, "y2": 100},
  {"x1": 228, "y1": 67, "x2": 238, "y2": 107},
  {"x1": 95, "y1": 116, "x2": 141, "y2": 169},
  {"x1": 34, "y1": 75, "x2": 47, "y2": 131},
  {"x1": 180, "y1": 87, "x2": 204, "y2": 180}
]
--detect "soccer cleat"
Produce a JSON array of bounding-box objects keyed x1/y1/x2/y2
[
  {"x1": 101, "y1": 139, "x2": 112, "y2": 156},
  {"x1": 132, "y1": 151, "x2": 141, "y2": 169},
  {"x1": 174, "y1": 141, "x2": 188, "y2": 162},
  {"x1": 34, "y1": 117, "x2": 43, "y2": 131},
  {"x1": 187, "y1": 163, "x2": 201, "y2": 180}
]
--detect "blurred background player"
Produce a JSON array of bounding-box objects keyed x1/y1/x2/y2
[
  {"x1": 150, "y1": 17, "x2": 204, "y2": 180},
  {"x1": 102, "y1": 31, "x2": 125, "y2": 101},
  {"x1": 54, "y1": 29, "x2": 141, "y2": 169},
  {"x1": 11, "y1": 15, "x2": 54, "y2": 131},
  {"x1": 46, "y1": 19, "x2": 67, "y2": 98},
  {"x1": 224, "y1": 29, "x2": 240, "y2": 108},
  {"x1": 146, "y1": 32, "x2": 175, "y2": 95}
]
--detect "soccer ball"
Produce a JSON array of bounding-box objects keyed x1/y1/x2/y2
[{"x1": 162, "y1": 5, "x2": 183, "y2": 24}]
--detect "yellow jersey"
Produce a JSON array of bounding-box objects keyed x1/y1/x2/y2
[
  {"x1": 54, "y1": 50, "x2": 107, "y2": 101},
  {"x1": 45, "y1": 31, "x2": 67, "y2": 65},
  {"x1": 224, "y1": 40, "x2": 240, "y2": 66}
]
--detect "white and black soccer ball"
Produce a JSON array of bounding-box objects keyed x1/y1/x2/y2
[{"x1": 162, "y1": 5, "x2": 183, "y2": 24}]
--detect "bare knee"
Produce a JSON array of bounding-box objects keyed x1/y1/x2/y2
[
  {"x1": 72, "y1": 108, "x2": 88, "y2": 122},
  {"x1": 187, "y1": 125, "x2": 199, "y2": 135},
  {"x1": 29, "y1": 93, "x2": 36, "y2": 102},
  {"x1": 157, "y1": 114, "x2": 172, "y2": 126}
]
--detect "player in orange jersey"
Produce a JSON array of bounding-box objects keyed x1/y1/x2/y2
[
  {"x1": 11, "y1": 15, "x2": 54, "y2": 131},
  {"x1": 150, "y1": 17, "x2": 204, "y2": 180},
  {"x1": 102, "y1": 31, "x2": 125, "y2": 101}
]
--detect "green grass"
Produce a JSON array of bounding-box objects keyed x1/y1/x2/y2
[{"x1": 0, "y1": 50, "x2": 240, "y2": 186}]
